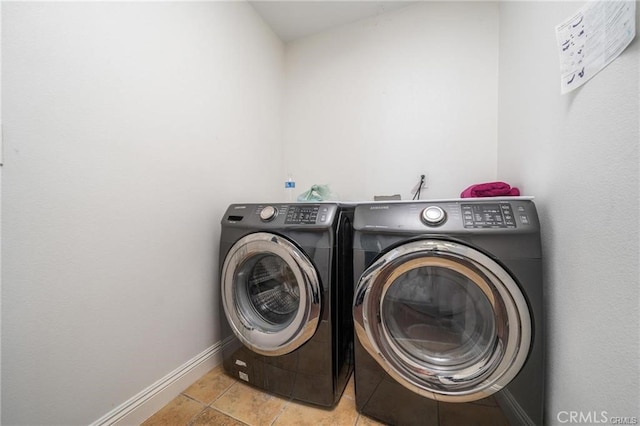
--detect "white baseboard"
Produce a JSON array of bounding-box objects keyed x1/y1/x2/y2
[{"x1": 90, "y1": 342, "x2": 223, "y2": 426}]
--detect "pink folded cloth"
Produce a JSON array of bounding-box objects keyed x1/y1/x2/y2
[{"x1": 460, "y1": 181, "x2": 520, "y2": 198}]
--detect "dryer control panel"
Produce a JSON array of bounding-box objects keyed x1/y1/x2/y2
[
  {"x1": 461, "y1": 203, "x2": 517, "y2": 229},
  {"x1": 353, "y1": 198, "x2": 538, "y2": 234}
]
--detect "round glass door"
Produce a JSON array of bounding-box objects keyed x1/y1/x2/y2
[
  {"x1": 222, "y1": 232, "x2": 321, "y2": 356},
  {"x1": 353, "y1": 239, "x2": 531, "y2": 403}
]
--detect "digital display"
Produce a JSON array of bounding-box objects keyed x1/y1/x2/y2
[
  {"x1": 284, "y1": 206, "x2": 319, "y2": 224},
  {"x1": 461, "y1": 203, "x2": 516, "y2": 229}
]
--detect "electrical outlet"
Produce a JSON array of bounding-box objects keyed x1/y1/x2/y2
[
  {"x1": 411, "y1": 173, "x2": 429, "y2": 192},
  {"x1": 421, "y1": 173, "x2": 428, "y2": 189}
]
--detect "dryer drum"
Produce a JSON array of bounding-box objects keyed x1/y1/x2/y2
[
  {"x1": 353, "y1": 239, "x2": 531, "y2": 403},
  {"x1": 382, "y1": 264, "x2": 498, "y2": 370}
]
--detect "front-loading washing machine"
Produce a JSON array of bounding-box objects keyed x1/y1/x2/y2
[
  {"x1": 219, "y1": 202, "x2": 354, "y2": 407},
  {"x1": 352, "y1": 198, "x2": 543, "y2": 425}
]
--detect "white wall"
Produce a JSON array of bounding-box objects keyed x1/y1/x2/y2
[
  {"x1": 498, "y1": 2, "x2": 639, "y2": 423},
  {"x1": 4, "y1": 1, "x2": 639, "y2": 425},
  {"x1": 283, "y1": 2, "x2": 499, "y2": 201},
  {"x1": 1, "y1": 2, "x2": 283, "y2": 424}
]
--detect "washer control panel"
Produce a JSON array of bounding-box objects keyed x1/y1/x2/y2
[
  {"x1": 285, "y1": 205, "x2": 321, "y2": 224},
  {"x1": 223, "y1": 203, "x2": 346, "y2": 229},
  {"x1": 224, "y1": 203, "x2": 339, "y2": 228},
  {"x1": 461, "y1": 203, "x2": 517, "y2": 229},
  {"x1": 257, "y1": 205, "x2": 324, "y2": 224}
]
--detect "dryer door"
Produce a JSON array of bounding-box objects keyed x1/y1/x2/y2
[
  {"x1": 222, "y1": 232, "x2": 321, "y2": 356},
  {"x1": 353, "y1": 239, "x2": 531, "y2": 403}
]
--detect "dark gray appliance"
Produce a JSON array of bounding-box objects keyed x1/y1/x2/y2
[
  {"x1": 219, "y1": 203, "x2": 354, "y2": 407},
  {"x1": 352, "y1": 198, "x2": 543, "y2": 425}
]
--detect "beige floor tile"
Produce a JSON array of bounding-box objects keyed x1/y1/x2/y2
[
  {"x1": 273, "y1": 391, "x2": 359, "y2": 426},
  {"x1": 211, "y1": 380, "x2": 288, "y2": 426},
  {"x1": 343, "y1": 374, "x2": 356, "y2": 400},
  {"x1": 182, "y1": 365, "x2": 237, "y2": 404},
  {"x1": 356, "y1": 413, "x2": 388, "y2": 426},
  {"x1": 141, "y1": 394, "x2": 205, "y2": 426},
  {"x1": 188, "y1": 407, "x2": 246, "y2": 426}
]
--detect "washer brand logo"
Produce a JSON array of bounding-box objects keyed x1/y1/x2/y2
[
  {"x1": 233, "y1": 206, "x2": 247, "y2": 209},
  {"x1": 370, "y1": 206, "x2": 390, "y2": 210}
]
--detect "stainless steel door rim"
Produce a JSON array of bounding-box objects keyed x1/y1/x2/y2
[
  {"x1": 222, "y1": 232, "x2": 321, "y2": 356},
  {"x1": 353, "y1": 239, "x2": 531, "y2": 403}
]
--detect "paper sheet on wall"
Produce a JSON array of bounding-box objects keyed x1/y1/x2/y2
[{"x1": 555, "y1": 0, "x2": 636, "y2": 94}]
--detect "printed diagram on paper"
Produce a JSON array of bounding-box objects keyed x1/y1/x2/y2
[{"x1": 555, "y1": 1, "x2": 636, "y2": 94}]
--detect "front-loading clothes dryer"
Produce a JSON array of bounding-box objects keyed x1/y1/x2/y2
[
  {"x1": 352, "y1": 198, "x2": 543, "y2": 425},
  {"x1": 219, "y1": 202, "x2": 354, "y2": 407}
]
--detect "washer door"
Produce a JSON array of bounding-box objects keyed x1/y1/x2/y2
[
  {"x1": 353, "y1": 239, "x2": 531, "y2": 403},
  {"x1": 222, "y1": 232, "x2": 321, "y2": 356}
]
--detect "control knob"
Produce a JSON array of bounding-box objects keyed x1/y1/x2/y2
[
  {"x1": 421, "y1": 206, "x2": 446, "y2": 226},
  {"x1": 259, "y1": 206, "x2": 277, "y2": 221}
]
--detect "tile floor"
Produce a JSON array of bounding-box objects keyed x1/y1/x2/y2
[{"x1": 141, "y1": 365, "x2": 384, "y2": 426}]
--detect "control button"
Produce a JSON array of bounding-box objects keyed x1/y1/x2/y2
[
  {"x1": 259, "y1": 206, "x2": 277, "y2": 221},
  {"x1": 520, "y1": 215, "x2": 530, "y2": 225},
  {"x1": 421, "y1": 206, "x2": 447, "y2": 226}
]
